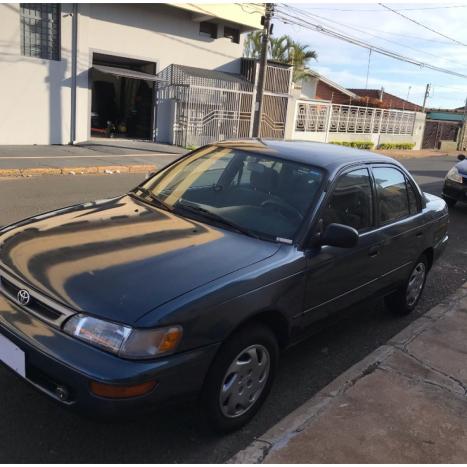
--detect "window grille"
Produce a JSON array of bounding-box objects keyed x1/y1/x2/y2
[{"x1": 20, "y1": 4, "x2": 60, "y2": 60}]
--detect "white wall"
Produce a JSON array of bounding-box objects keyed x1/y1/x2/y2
[
  {"x1": 0, "y1": 4, "x2": 74, "y2": 145},
  {"x1": 0, "y1": 3, "x2": 247, "y2": 145}
]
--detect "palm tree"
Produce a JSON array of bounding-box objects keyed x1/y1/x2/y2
[
  {"x1": 243, "y1": 33, "x2": 318, "y2": 82},
  {"x1": 243, "y1": 31, "x2": 263, "y2": 58},
  {"x1": 269, "y1": 35, "x2": 291, "y2": 62},
  {"x1": 288, "y1": 41, "x2": 318, "y2": 82},
  {"x1": 288, "y1": 41, "x2": 317, "y2": 67}
]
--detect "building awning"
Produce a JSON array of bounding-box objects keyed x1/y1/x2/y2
[{"x1": 93, "y1": 65, "x2": 164, "y2": 82}]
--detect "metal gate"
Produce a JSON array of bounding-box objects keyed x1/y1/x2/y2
[
  {"x1": 422, "y1": 120, "x2": 461, "y2": 149},
  {"x1": 157, "y1": 63, "x2": 291, "y2": 147},
  {"x1": 260, "y1": 94, "x2": 288, "y2": 139},
  {"x1": 173, "y1": 85, "x2": 253, "y2": 147}
]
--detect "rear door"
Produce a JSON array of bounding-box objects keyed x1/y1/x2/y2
[
  {"x1": 301, "y1": 166, "x2": 382, "y2": 326},
  {"x1": 368, "y1": 164, "x2": 424, "y2": 290}
]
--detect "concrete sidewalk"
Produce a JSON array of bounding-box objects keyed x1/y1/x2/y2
[
  {"x1": 0, "y1": 140, "x2": 185, "y2": 176},
  {"x1": 230, "y1": 281, "x2": 467, "y2": 464}
]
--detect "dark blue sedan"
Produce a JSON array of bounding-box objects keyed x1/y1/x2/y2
[
  {"x1": 0, "y1": 140, "x2": 448, "y2": 432},
  {"x1": 443, "y1": 154, "x2": 467, "y2": 206}
]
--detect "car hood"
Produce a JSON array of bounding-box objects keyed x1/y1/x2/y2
[{"x1": 0, "y1": 195, "x2": 280, "y2": 324}]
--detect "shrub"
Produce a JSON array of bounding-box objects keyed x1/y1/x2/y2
[
  {"x1": 329, "y1": 141, "x2": 374, "y2": 150},
  {"x1": 378, "y1": 142, "x2": 415, "y2": 150}
]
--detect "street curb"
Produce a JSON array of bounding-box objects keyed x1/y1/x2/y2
[
  {"x1": 228, "y1": 281, "x2": 467, "y2": 464},
  {"x1": 0, "y1": 164, "x2": 157, "y2": 177}
]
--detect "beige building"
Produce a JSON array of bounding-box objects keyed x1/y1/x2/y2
[{"x1": 0, "y1": 3, "x2": 263, "y2": 145}]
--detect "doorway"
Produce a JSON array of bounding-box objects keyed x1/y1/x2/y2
[{"x1": 91, "y1": 53, "x2": 158, "y2": 140}]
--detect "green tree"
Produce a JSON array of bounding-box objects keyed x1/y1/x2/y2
[
  {"x1": 243, "y1": 32, "x2": 318, "y2": 82},
  {"x1": 288, "y1": 40, "x2": 318, "y2": 82},
  {"x1": 243, "y1": 31, "x2": 263, "y2": 58},
  {"x1": 269, "y1": 35, "x2": 291, "y2": 62}
]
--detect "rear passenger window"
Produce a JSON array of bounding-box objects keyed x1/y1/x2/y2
[
  {"x1": 322, "y1": 168, "x2": 373, "y2": 232},
  {"x1": 373, "y1": 167, "x2": 410, "y2": 224}
]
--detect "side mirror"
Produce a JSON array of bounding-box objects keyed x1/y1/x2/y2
[
  {"x1": 458, "y1": 154, "x2": 466, "y2": 161},
  {"x1": 321, "y1": 223, "x2": 359, "y2": 248}
]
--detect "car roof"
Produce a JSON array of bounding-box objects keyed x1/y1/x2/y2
[{"x1": 216, "y1": 139, "x2": 398, "y2": 172}]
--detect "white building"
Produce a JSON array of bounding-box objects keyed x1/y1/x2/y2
[{"x1": 0, "y1": 3, "x2": 263, "y2": 145}]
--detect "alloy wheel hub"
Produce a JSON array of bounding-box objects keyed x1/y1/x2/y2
[{"x1": 406, "y1": 262, "x2": 426, "y2": 306}]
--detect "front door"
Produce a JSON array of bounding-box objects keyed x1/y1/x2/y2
[{"x1": 301, "y1": 167, "x2": 381, "y2": 327}]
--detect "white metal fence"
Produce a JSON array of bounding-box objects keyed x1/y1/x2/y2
[
  {"x1": 175, "y1": 86, "x2": 253, "y2": 147},
  {"x1": 295, "y1": 101, "x2": 417, "y2": 136},
  {"x1": 157, "y1": 63, "x2": 292, "y2": 147}
]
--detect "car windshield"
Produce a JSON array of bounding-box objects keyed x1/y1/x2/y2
[{"x1": 137, "y1": 145, "x2": 324, "y2": 242}]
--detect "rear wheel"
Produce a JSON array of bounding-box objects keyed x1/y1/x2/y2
[
  {"x1": 386, "y1": 255, "x2": 428, "y2": 315},
  {"x1": 202, "y1": 323, "x2": 278, "y2": 432}
]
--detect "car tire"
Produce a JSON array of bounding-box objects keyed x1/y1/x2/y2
[
  {"x1": 202, "y1": 322, "x2": 279, "y2": 433},
  {"x1": 385, "y1": 254, "x2": 428, "y2": 315},
  {"x1": 442, "y1": 195, "x2": 457, "y2": 207}
]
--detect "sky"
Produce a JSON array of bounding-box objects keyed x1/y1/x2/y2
[{"x1": 273, "y1": 2, "x2": 467, "y2": 109}]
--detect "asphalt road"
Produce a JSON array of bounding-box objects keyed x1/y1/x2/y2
[{"x1": 0, "y1": 155, "x2": 465, "y2": 463}]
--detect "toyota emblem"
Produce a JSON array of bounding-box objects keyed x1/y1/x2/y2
[{"x1": 17, "y1": 289, "x2": 31, "y2": 306}]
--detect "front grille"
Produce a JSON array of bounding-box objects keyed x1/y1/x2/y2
[{"x1": 0, "y1": 270, "x2": 75, "y2": 327}]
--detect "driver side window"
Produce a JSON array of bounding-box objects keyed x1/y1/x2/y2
[{"x1": 322, "y1": 168, "x2": 373, "y2": 232}]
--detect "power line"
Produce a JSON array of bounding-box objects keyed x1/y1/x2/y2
[
  {"x1": 278, "y1": 5, "x2": 463, "y2": 45},
  {"x1": 285, "y1": 7, "x2": 467, "y2": 68},
  {"x1": 303, "y1": 4, "x2": 467, "y2": 12},
  {"x1": 342, "y1": 24, "x2": 455, "y2": 45},
  {"x1": 379, "y1": 4, "x2": 467, "y2": 46},
  {"x1": 274, "y1": 6, "x2": 467, "y2": 80}
]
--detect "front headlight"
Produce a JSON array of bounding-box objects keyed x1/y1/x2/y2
[
  {"x1": 63, "y1": 314, "x2": 183, "y2": 359},
  {"x1": 446, "y1": 167, "x2": 463, "y2": 183}
]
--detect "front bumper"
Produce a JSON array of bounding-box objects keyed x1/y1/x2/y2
[
  {"x1": 0, "y1": 294, "x2": 220, "y2": 417},
  {"x1": 443, "y1": 179, "x2": 467, "y2": 203}
]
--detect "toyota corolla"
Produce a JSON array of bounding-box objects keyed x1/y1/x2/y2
[{"x1": 0, "y1": 140, "x2": 448, "y2": 432}]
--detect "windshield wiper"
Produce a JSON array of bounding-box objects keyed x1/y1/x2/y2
[
  {"x1": 131, "y1": 187, "x2": 173, "y2": 211},
  {"x1": 175, "y1": 202, "x2": 264, "y2": 240}
]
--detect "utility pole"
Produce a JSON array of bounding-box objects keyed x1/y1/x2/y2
[
  {"x1": 69, "y1": 3, "x2": 78, "y2": 145},
  {"x1": 422, "y1": 83, "x2": 431, "y2": 112},
  {"x1": 460, "y1": 96, "x2": 467, "y2": 151},
  {"x1": 365, "y1": 49, "x2": 372, "y2": 89},
  {"x1": 402, "y1": 86, "x2": 411, "y2": 111},
  {"x1": 252, "y1": 3, "x2": 274, "y2": 138}
]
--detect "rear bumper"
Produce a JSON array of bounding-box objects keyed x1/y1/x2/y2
[
  {"x1": 0, "y1": 294, "x2": 219, "y2": 417},
  {"x1": 443, "y1": 179, "x2": 467, "y2": 203}
]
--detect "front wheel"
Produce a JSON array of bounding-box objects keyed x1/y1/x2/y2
[
  {"x1": 386, "y1": 255, "x2": 428, "y2": 315},
  {"x1": 202, "y1": 323, "x2": 278, "y2": 432}
]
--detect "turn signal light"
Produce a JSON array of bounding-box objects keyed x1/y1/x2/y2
[{"x1": 90, "y1": 380, "x2": 157, "y2": 399}]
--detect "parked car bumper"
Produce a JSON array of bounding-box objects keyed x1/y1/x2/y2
[
  {"x1": 443, "y1": 179, "x2": 467, "y2": 203},
  {"x1": 0, "y1": 294, "x2": 220, "y2": 417}
]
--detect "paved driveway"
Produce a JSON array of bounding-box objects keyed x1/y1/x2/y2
[{"x1": 0, "y1": 155, "x2": 465, "y2": 462}]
